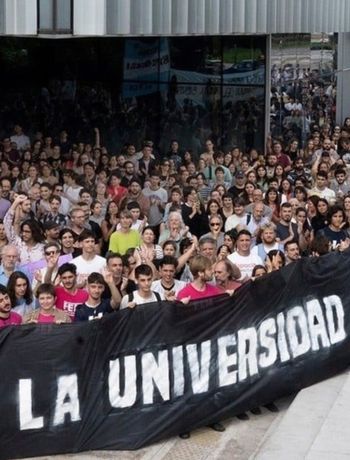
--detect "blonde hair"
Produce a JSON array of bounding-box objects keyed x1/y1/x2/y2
[{"x1": 189, "y1": 255, "x2": 212, "y2": 278}]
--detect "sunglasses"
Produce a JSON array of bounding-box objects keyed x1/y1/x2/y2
[
  {"x1": 45, "y1": 250, "x2": 58, "y2": 256},
  {"x1": 210, "y1": 223, "x2": 220, "y2": 227}
]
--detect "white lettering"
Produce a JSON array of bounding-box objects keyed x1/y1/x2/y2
[
  {"x1": 109, "y1": 356, "x2": 137, "y2": 408},
  {"x1": 276, "y1": 312, "x2": 291, "y2": 361},
  {"x1": 19, "y1": 379, "x2": 44, "y2": 430},
  {"x1": 142, "y1": 351, "x2": 170, "y2": 404},
  {"x1": 186, "y1": 341, "x2": 211, "y2": 394},
  {"x1": 306, "y1": 299, "x2": 330, "y2": 350},
  {"x1": 172, "y1": 346, "x2": 185, "y2": 397},
  {"x1": 53, "y1": 374, "x2": 80, "y2": 426},
  {"x1": 259, "y1": 318, "x2": 277, "y2": 368},
  {"x1": 324, "y1": 295, "x2": 346, "y2": 344},
  {"x1": 238, "y1": 328, "x2": 258, "y2": 381},
  {"x1": 287, "y1": 306, "x2": 311, "y2": 358},
  {"x1": 217, "y1": 334, "x2": 238, "y2": 387}
]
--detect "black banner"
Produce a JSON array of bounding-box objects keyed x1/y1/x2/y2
[{"x1": 1, "y1": 251, "x2": 350, "y2": 460}]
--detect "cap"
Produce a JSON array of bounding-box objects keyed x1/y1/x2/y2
[
  {"x1": 43, "y1": 220, "x2": 60, "y2": 231},
  {"x1": 235, "y1": 171, "x2": 245, "y2": 179}
]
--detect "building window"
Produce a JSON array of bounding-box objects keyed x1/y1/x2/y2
[{"x1": 38, "y1": 0, "x2": 73, "y2": 34}]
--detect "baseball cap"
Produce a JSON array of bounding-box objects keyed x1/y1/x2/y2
[
  {"x1": 43, "y1": 221, "x2": 60, "y2": 231},
  {"x1": 235, "y1": 171, "x2": 245, "y2": 179}
]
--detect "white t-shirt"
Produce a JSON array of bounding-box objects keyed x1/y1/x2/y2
[
  {"x1": 228, "y1": 251, "x2": 263, "y2": 280},
  {"x1": 120, "y1": 291, "x2": 160, "y2": 309},
  {"x1": 225, "y1": 214, "x2": 249, "y2": 232},
  {"x1": 72, "y1": 255, "x2": 106, "y2": 285},
  {"x1": 151, "y1": 279, "x2": 186, "y2": 300}
]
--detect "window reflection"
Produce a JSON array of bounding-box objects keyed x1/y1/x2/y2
[{"x1": 270, "y1": 33, "x2": 337, "y2": 143}]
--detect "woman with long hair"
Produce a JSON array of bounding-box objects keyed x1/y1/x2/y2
[
  {"x1": 295, "y1": 207, "x2": 312, "y2": 251},
  {"x1": 101, "y1": 200, "x2": 119, "y2": 246},
  {"x1": 280, "y1": 178, "x2": 293, "y2": 204},
  {"x1": 303, "y1": 138, "x2": 316, "y2": 167},
  {"x1": 286, "y1": 139, "x2": 302, "y2": 162},
  {"x1": 8, "y1": 271, "x2": 35, "y2": 317},
  {"x1": 274, "y1": 164, "x2": 285, "y2": 187},
  {"x1": 206, "y1": 198, "x2": 222, "y2": 220},
  {"x1": 294, "y1": 186, "x2": 308, "y2": 207},
  {"x1": 59, "y1": 228, "x2": 77, "y2": 256},
  {"x1": 137, "y1": 226, "x2": 163, "y2": 262},
  {"x1": 256, "y1": 165, "x2": 268, "y2": 192},
  {"x1": 311, "y1": 197, "x2": 329, "y2": 233},
  {"x1": 4, "y1": 196, "x2": 45, "y2": 264},
  {"x1": 319, "y1": 205, "x2": 349, "y2": 250},
  {"x1": 242, "y1": 181, "x2": 256, "y2": 205},
  {"x1": 264, "y1": 187, "x2": 280, "y2": 224}
]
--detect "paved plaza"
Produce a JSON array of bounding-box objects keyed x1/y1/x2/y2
[{"x1": 23, "y1": 397, "x2": 292, "y2": 460}]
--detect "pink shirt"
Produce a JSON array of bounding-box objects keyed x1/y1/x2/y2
[
  {"x1": 37, "y1": 313, "x2": 55, "y2": 324},
  {"x1": 55, "y1": 286, "x2": 89, "y2": 319},
  {"x1": 177, "y1": 283, "x2": 222, "y2": 301},
  {"x1": 0, "y1": 311, "x2": 22, "y2": 328}
]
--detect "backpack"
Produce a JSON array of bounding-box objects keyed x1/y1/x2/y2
[{"x1": 128, "y1": 291, "x2": 161, "y2": 303}]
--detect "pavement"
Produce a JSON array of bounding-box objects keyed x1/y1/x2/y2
[
  {"x1": 22, "y1": 396, "x2": 293, "y2": 460},
  {"x1": 254, "y1": 371, "x2": 350, "y2": 460}
]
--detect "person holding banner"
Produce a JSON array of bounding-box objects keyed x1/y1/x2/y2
[
  {"x1": 54, "y1": 263, "x2": 88, "y2": 320},
  {"x1": 177, "y1": 255, "x2": 223, "y2": 302},
  {"x1": 23, "y1": 283, "x2": 71, "y2": 324},
  {"x1": 74, "y1": 272, "x2": 118, "y2": 321}
]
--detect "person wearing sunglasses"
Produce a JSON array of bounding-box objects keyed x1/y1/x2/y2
[
  {"x1": 33, "y1": 242, "x2": 62, "y2": 292},
  {"x1": 199, "y1": 215, "x2": 225, "y2": 249}
]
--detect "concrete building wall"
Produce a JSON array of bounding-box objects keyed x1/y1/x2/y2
[{"x1": 1, "y1": 0, "x2": 350, "y2": 37}]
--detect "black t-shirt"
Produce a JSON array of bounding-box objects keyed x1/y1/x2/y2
[
  {"x1": 276, "y1": 221, "x2": 299, "y2": 243},
  {"x1": 318, "y1": 226, "x2": 348, "y2": 249},
  {"x1": 228, "y1": 185, "x2": 245, "y2": 199},
  {"x1": 74, "y1": 299, "x2": 113, "y2": 322}
]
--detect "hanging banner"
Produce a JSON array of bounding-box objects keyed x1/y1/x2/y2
[
  {"x1": 123, "y1": 38, "x2": 170, "y2": 97},
  {"x1": 1, "y1": 251, "x2": 350, "y2": 460}
]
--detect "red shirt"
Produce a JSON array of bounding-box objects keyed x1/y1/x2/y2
[
  {"x1": 37, "y1": 313, "x2": 55, "y2": 324},
  {"x1": 107, "y1": 185, "x2": 127, "y2": 204},
  {"x1": 177, "y1": 283, "x2": 222, "y2": 301},
  {"x1": 0, "y1": 311, "x2": 22, "y2": 328},
  {"x1": 55, "y1": 286, "x2": 89, "y2": 320}
]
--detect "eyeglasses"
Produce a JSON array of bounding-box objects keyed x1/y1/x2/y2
[{"x1": 45, "y1": 250, "x2": 58, "y2": 256}]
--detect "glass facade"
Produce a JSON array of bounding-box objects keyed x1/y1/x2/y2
[
  {"x1": 270, "y1": 33, "x2": 337, "y2": 143},
  {"x1": 0, "y1": 35, "x2": 266, "y2": 155},
  {"x1": 38, "y1": 0, "x2": 72, "y2": 33}
]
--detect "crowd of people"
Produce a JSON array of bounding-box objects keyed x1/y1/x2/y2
[
  {"x1": 0, "y1": 121, "x2": 349, "y2": 326},
  {"x1": 0, "y1": 118, "x2": 349, "y2": 434}
]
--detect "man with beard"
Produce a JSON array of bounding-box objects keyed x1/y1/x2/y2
[
  {"x1": 276, "y1": 202, "x2": 299, "y2": 244},
  {"x1": 176, "y1": 254, "x2": 226, "y2": 437},
  {"x1": 54, "y1": 263, "x2": 88, "y2": 320},
  {"x1": 0, "y1": 284, "x2": 22, "y2": 327},
  {"x1": 284, "y1": 241, "x2": 301, "y2": 264},
  {"x1": 214, "y1": 259, "x2": 241, "y2": 292},
  {"x1": 177, "y1": 255, "x2": 222, "y2": 302},
  {"x1": 287, "y1": 157, "x2": 312, "y2": 186},
  {"x1": 330, "y1": 168, "x2": 350, "y2": 198},
  {"x1": 256, "y1": 223, "x2": 284, "y2": 261},
  {"x1": 119, "y1": 179, "x2": 150, "y2": 217},
  {"x1": 314, "y1": 137, "x2": 339, "y2": 162}
]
